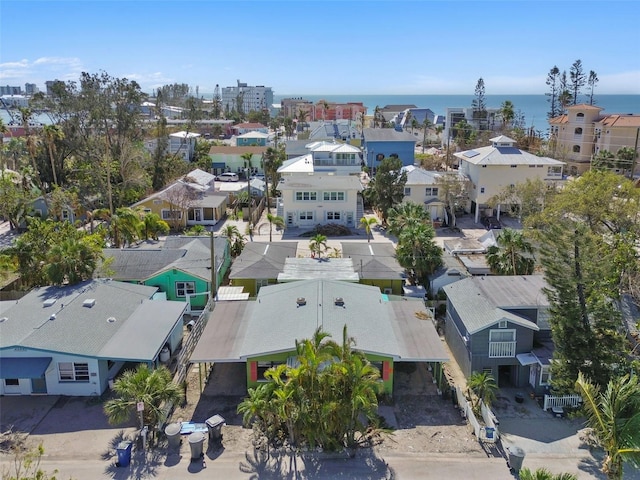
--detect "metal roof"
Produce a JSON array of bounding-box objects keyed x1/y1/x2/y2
[
  {"x1": 190, "y1": 280, "x2": 448, "y2": 363},
  {"x1": 278, "y1": 258, "x2": 360, "y2": 282},
  {"x1": 454, "y1": 145, "x2": 565, "y2": 166},
  {"x1": 277, "y1": 174, "x2": 363, "y2": 191}
]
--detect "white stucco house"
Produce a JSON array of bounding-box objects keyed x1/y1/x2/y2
[
  {"x1": 454, "y1": 136, "x2": 565, "y2": 223},
  {"x1": 278, "y1": 141, "x2": 363, "y2": 177},
  {"x1": 0, "y1": 280, "x2": 186, "y2": 396},
  {"x1": 401, "y1": 166, "x2": 448, "y2": 223}
]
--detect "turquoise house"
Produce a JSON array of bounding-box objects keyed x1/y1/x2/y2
[
  {"x1": 236, "y1": 131, "x2": 269, "y2": 147},
  {"x1": 101, "y1": 236, "x2": 231, "y2": 311}
]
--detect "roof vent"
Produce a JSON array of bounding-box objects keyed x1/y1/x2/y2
[
  {"x1": 49, "y1": 314, "x2": 56, "y2": 321},
  {"x1": 0, "y1": 317, "x2": 7, "y2": 323},
  {"x1": 43, "y1": 298, "x2": 56, "y2": 307},
  {"x1": 83, "y1": 298, "x2": 96, "y2": 308},
  {"x1": 107, "y1": 317, "x2": 116, "y2": 323},
  {"x1": 296, "y1": 297, "x2": 307, "y2": 307},
  {"x1": 334, "y1": 297, "x2": 345, "y2": 307}
]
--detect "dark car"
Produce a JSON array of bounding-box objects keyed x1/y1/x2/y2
[{"x1": 482, "y1": 216, "x2": 502, "y2": 230}]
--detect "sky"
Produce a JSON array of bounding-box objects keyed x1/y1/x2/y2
[{"x1": 1, "y1": 0, "x2": 639, "y2": 96}]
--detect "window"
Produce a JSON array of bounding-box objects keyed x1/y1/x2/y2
[
  {"x1": 295, "y1": 191, "x2": 317, "y2": 201},
  {"x1": 323, "y1": 191, "x2": 345, "y2": 201},
  {"x1": 299, "y1": 211, "x2": 314, "y2": 221},
  {"x1": 5, "y1": 379, "x2": 19, "y2": 386},
  {"x1": 176, "y1": 281, "x2": 196, "y2": 298},
  {"x1": 482, "y1": 165, "x2": 487, "y2": 168},
  {"x1": 572, "y1": 145, "x2": 581, "y2": 153},
  {"x1": 480, "y1": 187, "x2": 485, "y2": 193},
  {"x1": 574, "y1": 127, "x2": 583, "y2": 135},
  {"x1": 257, "y1": 361, "x2": 283, "y2": 381},
  {"x1": 510, "y1": 165, "x2": 517, "y2": 168},
  {"x1": 425, "y1": 187, "x2": 438, "y2": 196},
  {"x1": 326, "y1": 211, "x2": 341, "y2": 221},
  {"x1": 61, "y1": 210, "x2": 70, "y2": 220},
  {"x1": 404, "y1": 187, "x2": 411, "y2": 196},
  {"x1": 162, "y1": 209, "x2": 183, "y2": 220},
  {"x1": 489, "y1": 330, "x2": 515, "y2": 342},
  {"x1": 498, "y1": 320, "x2": 507, "y2": 328},
  {"x1": 58, "y1": 362, "x2": 89, "y2": 382},
  {"x1": 548, "y1": 166, "x2": 562, "y2": 176},
  {"x1": 540, "y1": 366, "x2": 550, "y2": 386}
]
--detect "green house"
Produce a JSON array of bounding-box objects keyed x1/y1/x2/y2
[
  {"x1": 101, "y1": 236, "x2": 231, "y2": 311},
  {"x1": 190, "y1": 279, "x2": 448, "y2": 395},
  {"x1": 341, "y1": 242, "x2": 406, "y2": 295}
]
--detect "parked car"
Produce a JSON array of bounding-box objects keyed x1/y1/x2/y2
[
  {"x1": 216, "y1": 172, "x2": 239, "y2": 182},
  {"x1": 482, "y1": 216, "x2": 502, "y2": 230}
]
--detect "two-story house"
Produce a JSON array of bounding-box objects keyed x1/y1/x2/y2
[
  {"x1": 362, "y1": 128, "x2": 419, "y2": 169},
  {"x1": 454, "y1": 136, "x2": 565, "y2": 223},
  {"x1": 169, "y1": 131, "x2": 201, "y2": 162},
  {"x1": 444, "y1": 275, "x2": 553, "y2": 394},
  {"x1": 236, "y1": 131, "x2": 269, "y2": 147},
  {"x1": 209, "y1": 146, "x2": 267, "y2": 177},
  {"x1": 401, "y1": 166, "x2": 447, "y2": 223}
]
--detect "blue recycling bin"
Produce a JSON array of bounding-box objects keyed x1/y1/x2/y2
[{"x1": 116, "y1": 441, "x2": 132, "y2": 467}]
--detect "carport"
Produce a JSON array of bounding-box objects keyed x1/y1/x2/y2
[{"x1": 0, "y1": 357, "x2": 52, "y2": 394}]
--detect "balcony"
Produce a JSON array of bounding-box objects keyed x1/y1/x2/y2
[{"x1": 488, "y1": 341, "x2": 516, "y2": 358}]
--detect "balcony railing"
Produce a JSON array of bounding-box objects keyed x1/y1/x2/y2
[{"x1": 488, "y1": 341, "x2": 516, "y2": 358}]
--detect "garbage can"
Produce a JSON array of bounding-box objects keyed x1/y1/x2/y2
[
  {"x1": 507, "y1": 446, "x2": 525, "y2": 473},
  {"x1": 188, "y1": 431, "x2": 206, "y2": 460},
  {"x1": 205, "y1": 414, "x2": 225, "y2": 446},
  {"x1": 116, "y1": 441, "x2": 132, "y2": 467},
  {"x1": 165, "y1": 422, "x2": 182, "y2": 449}
]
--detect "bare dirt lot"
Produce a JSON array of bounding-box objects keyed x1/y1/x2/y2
[{"x1": 170, "y1": 360, "x2": 486, "y2": 458}]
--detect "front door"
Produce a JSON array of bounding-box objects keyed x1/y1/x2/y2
[
  {"x1": 31, "y1": 377, "x2": 47, "y2": 394},
  {"x1": 346, "y1": 212, "x2": 354, "y2": 227},
  {"x1": 287, "y1": 213, "x2": 293, "y2": 226},
  {"x1": 193, "y1": 209, "x2": 202, "y2": 222}
]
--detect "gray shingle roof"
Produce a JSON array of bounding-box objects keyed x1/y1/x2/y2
[
  {"x1": 229, "y1": 242, "x2": 298, "y2": 279},
  {"x1": 444, "y1": 276, "x2": 546, "y2": 334},
  {"x1": 190, "y1": 279, "x2": 447, "y2": 362},
  {"x1": 362, "y1": 128, "x2": 419, "y2": 143},
  {"x1": 0, "y1": 280, "x2": 185, "y2": 361},
  {"x1": 102, "y1": 249, "x2": 185, "y2": 281},
  {"x1": 341, "y1": 242, "x2": 405, "y2": 280}
]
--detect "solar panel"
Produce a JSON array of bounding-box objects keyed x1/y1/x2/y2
[{"x1": 463, "y1": 150, "x2": 480, "y2": 158}]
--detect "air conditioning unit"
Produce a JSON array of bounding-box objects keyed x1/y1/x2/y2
[{"x1": 383, "y1": 288, "x2": 393, "y2": 295}]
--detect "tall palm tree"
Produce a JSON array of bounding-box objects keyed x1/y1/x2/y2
[
  {"x1": 104, "y1": 364, "x2": 184, "y2": 428},
  {"x1": 266, "y1": 213, "x2": 284, "y2": 242},
  {"x1": 499, "y1": 100, "x2": 515, "y2": 131},
  {"x1": 486, "y1": 228, "x2": 535, "y2": 275},
  {"x1": 45, "y1": 237, "x2": 100, "y2": 285},
  {"x1": 359, "y1": 216, "x2": 377, "y2": 242},
  {"x1": 422, "y1": 118, "x2": 433, "y2": 153},
  {"x1": 42, "y1": 124, "x2": 64, "y2": 186},
  {"x1": 575, "y1": 372, "x2": 640, "y2": 479},
  {"x1": 221, "y1": 223, "x2": 246, "y2": 257},
  {"x1": 309, "y1": 233, "x2": 327, "y2": 259},
  {"x1": 241, "y1": 152, "x2": 254, "y2": 235},
  {"x1": 387, "y1": 202, "x2": 431, "y2": 237}
]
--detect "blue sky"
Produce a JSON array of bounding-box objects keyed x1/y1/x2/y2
[{"x1": 1, "y1": 1, "x2": 639, "y2": 96}]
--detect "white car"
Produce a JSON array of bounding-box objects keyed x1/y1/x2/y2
[{"x1": 216, "y1": 172, "x2": 239, "y2": 182}]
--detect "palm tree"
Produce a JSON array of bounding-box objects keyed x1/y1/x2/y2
[
  {"x1": 486, "y1": 228, "x2": 535, "y2": 275},
  {"x1": 575, "y1": 372, "x2": 640, "y2": 479},
  {"x1": 140, "y1": 211, "x2": 169, "y2": 240},
  {"x1": 518, "y1": 468, "x2": 577, "y2": 480},
  {"x1": 104, "y1": 364, "x2": 184, "y2": 429},
  {"x1": 221, "y1": 224, "x2": 246, "y2": 257},
  {"x1": 499, "y1": 100, "x2": 515, "y2": 131},
  {"x1": 387, "y1": 202, "x2": 431, "y2": 237},
  {"x1": 422, "y1": 118, "x2": 433, "y2": 153},
  {"x1": 42, "y1": 124, "x2": 64, "y2": 186},
  {"x1": 395, "y1": 222, "x2": 442, "y2": 286},
  {"x1": 309, "y1": 233, "x2": 327, "y2": 259},
  {"x1": 359, "y1": 216, "x2": 377, "y2": 242},
  {"x1": 467, "y1": 371, "x2": 498, "y2": 411},
  {"x1": 266, "y1": 213, "x2": 284, "y2": 242},
  {"x1": 45, "y1": 237, "x2": 100, "y2": 285}
]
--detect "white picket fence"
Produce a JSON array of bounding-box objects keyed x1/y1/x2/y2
[
  {"x1": 543, "y1": 393, "x2": 582, "y2": 411},
  {"x1": 455, "y1": 386, "x2": 499, "y2": 443}
]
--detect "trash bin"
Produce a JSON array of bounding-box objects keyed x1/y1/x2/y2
[
  {"x1": 165, "y1": 422, "x2": 182, "y2": 449},
  {"x1": 205, "y1": 414, "x2": 225, "y2": 447},
  {"x1": 116, "y1": 441, "x2": 132, "y2": 467},
  {"x1": 507, "y1": 446, "x2": 526, "y2": 472},
  {"x1": 188, "y1": 432, "x2": 205, "y2": 460},
  {"x1": 485, "y1": 427, "x2": 495, "y2": 440}
]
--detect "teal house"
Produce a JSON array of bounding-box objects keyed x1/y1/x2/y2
[
  {"x1": 236, "y1": 131, "x2": 269, "y2": 147},
  {"x1": 101, "y1": 236, "x2": 231, "y2": 312}
]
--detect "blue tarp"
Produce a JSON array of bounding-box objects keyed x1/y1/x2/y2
[{"x1": 0, "y1": 357, "x2": 52, "y2": 378}]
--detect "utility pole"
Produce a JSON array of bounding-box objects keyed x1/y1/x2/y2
[
  {"x1": 209, "y1": 230, "x2": 216, "y2": 310},
  {"x1": 629, "y1": 127, "x2": 639, "y2": 180}
]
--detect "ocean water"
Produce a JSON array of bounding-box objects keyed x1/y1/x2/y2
[
  {"x1": 3, "y1": 94, "x2": 638, "y2": 136},
  {"x1": 274, "y1": 94, "x2": 640, "y2": 134}
]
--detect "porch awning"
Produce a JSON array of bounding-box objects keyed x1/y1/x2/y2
[
  {"x1": 0, "y1": 357, "x2": 52, "y2": 379},
  {"x1": 516, "y1": 353, "x2": 539, "y2": 366}
]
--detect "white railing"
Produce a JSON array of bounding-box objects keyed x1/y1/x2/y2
[
  {"x1": 543, "y1": 393, "x2": 582, "y2": 411},
  {"x1": 488, "y1": 341, "x2": 516, "y2": 358}
]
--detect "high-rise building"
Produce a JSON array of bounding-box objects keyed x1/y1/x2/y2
[
  {"x1": 0, "y1": 85, "x2": 21, "y2": 95},
  {"x1": 24, "y1": 83, "x2": 39, "y2": 95},
  {"x1": 221, "y1": 80, "x2": 273, "y2": 115}
]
